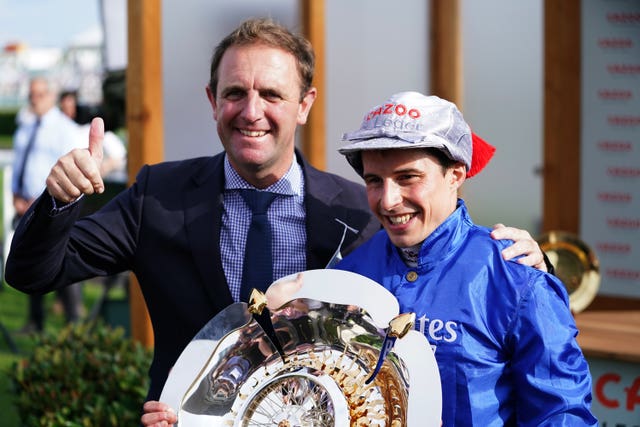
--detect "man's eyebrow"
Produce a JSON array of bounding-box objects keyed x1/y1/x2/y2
[
  {"x1": 363, "y1": 167, "x2": 422, "y2": 180},
  {"x1": 259, "y1": 87, "x2": 282, "y2": 96},
  {"x1": 362, "y1": 172, "x2": 380, "y2": 180},
  {"x1": 219, "y1": 85, "x2": 246, "y2": 96},
  {"x1": 394, "y1": 167, "x2": 422, "y2": 174}
]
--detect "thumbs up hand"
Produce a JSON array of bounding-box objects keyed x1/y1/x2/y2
[
  {"x1": 46, "y1": 117, "x2": 106, "y2": 203},
  {"x1": 88, "y1": 116, "x2": 105, "y2": 167}
]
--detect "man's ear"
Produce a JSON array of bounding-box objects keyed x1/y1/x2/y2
[
  {"x1": 297, "y1": 87, "x2": 317, "y2": 125},
  {"x1": 205, "y1": 86, "x2": 218, "y2": 121},
  {"x1": 450, "y1": 163, "x2": 467, "y2": 191}
]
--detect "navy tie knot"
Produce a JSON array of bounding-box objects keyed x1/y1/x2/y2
[
  {"x1": 240, "y1": 190, "x2": 277, "y2": 215},
  {"x1": 240, "y1": 190, "x2": 277, "y2": 302}
]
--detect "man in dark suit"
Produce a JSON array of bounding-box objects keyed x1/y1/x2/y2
[{"x1": 5, "y1": 18, "x2": 547, "y2": 423}]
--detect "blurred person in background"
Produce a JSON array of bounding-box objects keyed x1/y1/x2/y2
[
  {"x1": 59, "y1": 90, "x2": 80, "y2": 123},
  {"x1": 10, "y1": 77, "x2": 87, "y2": 333}
]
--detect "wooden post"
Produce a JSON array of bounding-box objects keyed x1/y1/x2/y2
[
  {"x1": 544, "y1": 1, "x2": 640, "y2": 312},
  {"x1": 543, "y1": 0, "x2": 581, "y2": 233},
  {"x1": 126, "y1": 0, "x2": 164, "y2": 347},
  {"x1": 430, "y1": 0, "x2": 462, "y2": 106},
  {"x1": 300, "y1": 0, "x2": 326, "y2": 170}
]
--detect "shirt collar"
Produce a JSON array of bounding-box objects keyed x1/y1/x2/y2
[
  {"x1": 398, "y1": 244, "x2": 421, "y2": 267},
  {"x1": 38, "y1": 106, "x2": 61, "y2": 124},
  {"x1": 223, "y1": 154, "x2": 303, "y2": 196}
]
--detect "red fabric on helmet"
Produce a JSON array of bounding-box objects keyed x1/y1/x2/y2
[{"x1": 467, "y1": 132, "x2": 496, "y2": 178}]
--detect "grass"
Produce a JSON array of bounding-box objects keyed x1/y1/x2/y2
[{"x1": 0, "y1": 135, "x2": 12, "y2": 149}]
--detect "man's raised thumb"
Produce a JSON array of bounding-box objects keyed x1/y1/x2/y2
[{"x1": 88, "y1": 117, "x2": 104, "y2": 162}]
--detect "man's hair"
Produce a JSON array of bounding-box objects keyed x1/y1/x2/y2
[
  {"x1": 59, "y1": 90, "x2": 78, "y2": 103},
  {"x1": 208, "y1": 18, "x2": 315, "y2": 101},
  {"x1": 424, "y1": 148, "x2": 459, "y2": 175}
]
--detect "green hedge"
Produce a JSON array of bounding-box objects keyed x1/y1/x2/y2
[
  {"x1": 9, "y1": 321, "x2": 152, "y2": 427},
  {"x1": 0, "y1": 109, "x2": 18, "y2": 137}
]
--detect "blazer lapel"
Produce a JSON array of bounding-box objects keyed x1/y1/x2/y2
[
  {"x1": 301, "y1": 154, "x2": 353, "y2": 269},
  {"x1": 184, "y1": 154, "x2": 233, "y2": 311}
]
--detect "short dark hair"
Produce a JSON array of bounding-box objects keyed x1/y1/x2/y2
[
  {"x1": 59, "y1": 90, "x2": 78, "y2": 103},
  {"x1": 208, "y1": 18, "x2": 315, "y2": 101},
  {"x1": 423, "y1": 148, "x2": 459, "y2": 173}
]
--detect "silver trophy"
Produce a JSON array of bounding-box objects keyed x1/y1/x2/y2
[{"x1": 160, "y1": 269, "x2": 441, "y2": 426}]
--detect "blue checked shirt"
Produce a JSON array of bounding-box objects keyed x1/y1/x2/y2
[{"x1": 221, "y1": 155, "x2": 306, "y2": 302}]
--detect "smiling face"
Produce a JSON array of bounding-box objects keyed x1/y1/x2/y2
[
  {"x1": 206, "y1": 44, "x2": 316, "y2": 188},
  {"x1": 362, "y1": 149, "x2": 466, "y2": 248}
]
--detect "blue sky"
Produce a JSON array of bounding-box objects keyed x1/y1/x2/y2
[{"x1": 0, "y1": 0, "x2": 100, "y2": 49}]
